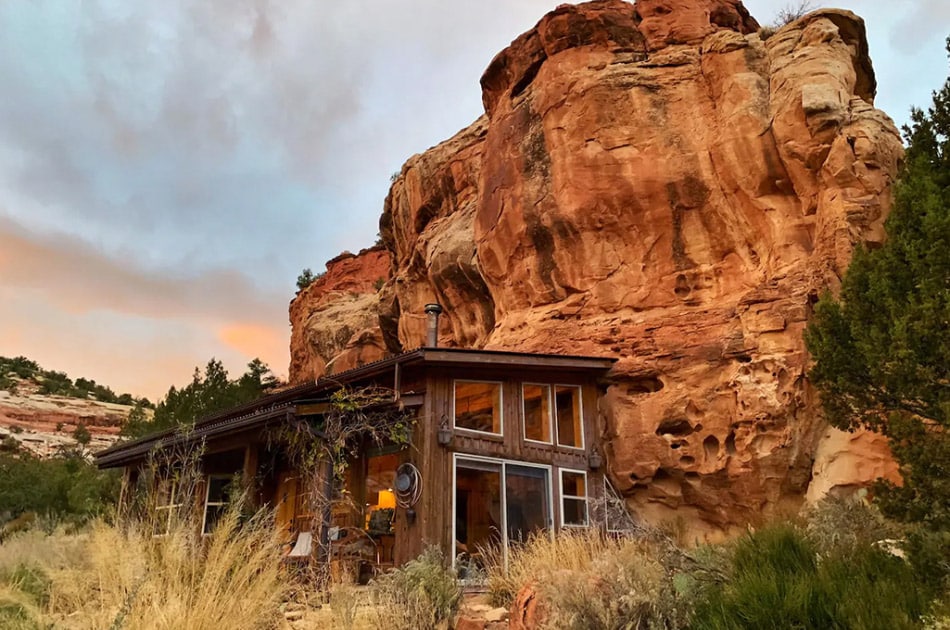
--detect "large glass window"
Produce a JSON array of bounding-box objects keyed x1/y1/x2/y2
[
  {"x1": 454, "y1": 457, "x2": 552, "y2": 570},
  {"x1": 560, "y1": 469, "x2": 588, "y2": 527},
  {"x1": 455, "y1": 459, "x2": 503, "y2": 565},
  {"x1": 555, "y1": 386, "x2": 584, "y2": 448},
  {"x1": 454, "y1": 381, "x2": 502, "y2": 435},
  {"x1": 506, "y1": 464, "x2": 551, "y2": 543},
  {"x1": 522, "y1": 384, "x2": 552, "y2": 443},
  {"x1": 203, "y1": 475, "x2": 233, "y2": 534}
]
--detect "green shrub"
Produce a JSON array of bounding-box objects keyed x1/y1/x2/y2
[
  {"x1": 0, "y1": 374, "x2": 16, "y2": 393},
  {"x1": 692, "y1": 525, "x2": 931, "y2": 630},
  {"x1": 803, "y1": 494, "x2": 899, "y2": 555},
  {"x1": 371, "y1": 547, "x2": 461, "y2": 630},
  {"x1": 296, "y1": 268, "x2": 323, "y2": 291},
  {"x1": 0, "y1": 449, "x2": 119, "y2": 527},
  {"x1": 905, "y1": 529, "x2": 950, "y2": 595}
]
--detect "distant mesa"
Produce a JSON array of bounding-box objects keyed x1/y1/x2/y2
[{"x1": 0, "y1": 356, "x2": 142, "y2": 457}]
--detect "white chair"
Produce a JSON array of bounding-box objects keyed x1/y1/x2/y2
[{"x1": 287, "y1": 531, "x2": 312, "y2": 558}]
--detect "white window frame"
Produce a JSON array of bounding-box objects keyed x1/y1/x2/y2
[
  {"x1": 522, "y1": 382, "x2": 554, "y2": 445},
  {"x1": 559, "y1": 468, "x2": 589, "y2": 528},
  {"x1": 202, "y1": 474, "x2": 232, "y2": 535},
  {"x1": 452, "y1": 379, "x2": 504, "y2": 437},
  {"x1": 451, "y1": 454, "x2": 554, "y2": 570},
  {"x1": 154, "y1": 479, "x2": 183, "y2": 537},
  {"x1": 553, "y1": 384, "x2": 585, "y2": 450}
]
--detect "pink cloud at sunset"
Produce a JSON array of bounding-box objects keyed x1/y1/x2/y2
[
  {"x1": 217, "y1": 324, "x2": 288, "y2": 375},
  {"x1": 0, "y1": 221, "x2": 289, "y2": 400}
]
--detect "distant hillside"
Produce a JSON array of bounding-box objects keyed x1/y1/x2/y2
[
  {"x1": 0, "y1": 356, "x2": 150, "y2": 457},
  {"x1": 0, "y1": 356, "x2": 150, "y2": 406}
]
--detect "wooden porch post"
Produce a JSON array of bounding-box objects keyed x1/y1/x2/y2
[
  {"x1": 315, "y1": 457, "x2": 335, "y2": 585},
  {"x1": 118, "y1": 465, "x2": 139, "y2": 516},
  {"x1": 242, "y1": 442, "x2": 260, "y2": 508}
]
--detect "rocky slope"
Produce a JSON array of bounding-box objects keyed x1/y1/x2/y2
[
  {"x1": 289, "y1": 0, "x2": 903, "y2": 537},
  {"x1": 0, "y1": 380, "x2": 128, "y2": 457}
]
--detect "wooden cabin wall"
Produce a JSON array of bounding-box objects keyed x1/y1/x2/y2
[
  {"x1": 394, "y1": 382, "x2": 446, "y2": 565},
  {"x1": 394, "y1": 370, "x2": 607, "y2": 565}
]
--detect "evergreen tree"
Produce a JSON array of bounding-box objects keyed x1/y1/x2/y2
[
  {"x1": 72, "y1": 423, "x2": 91, "y2": 446},
  {"x1": 121, "y1": 358, "x2": 280, "y2": 440},
  {"x1": 805, "y1": 38, "x2": 950, "y2": 529}
]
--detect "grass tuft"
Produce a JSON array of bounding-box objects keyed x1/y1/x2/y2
[{"x1": 0, "y1": 506, "x2": 287, "y2": 629}]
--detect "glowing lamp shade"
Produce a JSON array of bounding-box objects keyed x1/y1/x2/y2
[{"x1": 377, "y1": 490, "x2": 397, "y2": 510}]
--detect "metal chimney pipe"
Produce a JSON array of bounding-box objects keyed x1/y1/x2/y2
[{"x1": 424, "y1": 303, "x2": 443, "y2": 347}]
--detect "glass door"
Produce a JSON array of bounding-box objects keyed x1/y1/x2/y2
[
  {"x1": 454, "y1": 459, "x2": 503, "y2": 569},
  {"x1": 505, "y1": 464, "x2": 551, "y2": 544},
  {"x1": 454, "y1": 456, "x2": 552, "y2": 571}
]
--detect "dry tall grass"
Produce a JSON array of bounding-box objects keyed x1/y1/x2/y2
[
  {"x1": 486, "y1": 529, "x2": 689, "y2": 630},
  {"x1": 0, "y1": 508, "x2": 288, "y2": 630}
]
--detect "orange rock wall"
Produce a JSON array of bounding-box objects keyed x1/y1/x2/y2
[
  {"x1": 290, "y1": 0, "x2": 903, "y2": 535},
  {"x1": 288, "y1": 247, "x2": 391, "y2": 384}
]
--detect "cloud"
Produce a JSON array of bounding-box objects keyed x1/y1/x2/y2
[
  {"x1": 217, "y1": 324, "x2": 287, "y2": 371},
  {"x1": 0, "y1": 0, "x2": 559, "y2": 290},
  {"x1": 0, "y1": 216, "x2": 285, "y2": 326},
  {"x1": 0, "y1": 287, "x2": 283, "y2": 401}
]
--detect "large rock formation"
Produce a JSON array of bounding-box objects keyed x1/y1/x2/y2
[
  {"x1": 288, "y1": 247, "x2": 391, "y2": 384},
  {"x1": 289, "y1": 0, "x2": 903, "y2": 536}
]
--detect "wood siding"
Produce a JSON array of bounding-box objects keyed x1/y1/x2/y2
[{"x1": 394, "y1": 368, "x2": 605, "y2": 565}]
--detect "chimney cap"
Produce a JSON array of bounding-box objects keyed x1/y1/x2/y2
[{"x1": 424, "y1": 303, "x2": 443, "y2": 315}]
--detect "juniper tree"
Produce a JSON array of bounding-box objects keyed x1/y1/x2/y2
[{"x1": 805, "y1": 38, "x2": 950, "y2": 530}]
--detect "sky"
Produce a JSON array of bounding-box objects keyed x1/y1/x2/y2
[{"x1": 0, "y1": 0, "x2": 946, "y2": 401}]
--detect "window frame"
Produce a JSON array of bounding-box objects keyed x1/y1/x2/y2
[
  {"x1": 553, "y1": 384, "x2": 585, "y2": 450},
  {"x1": 452, "y1": 379, "x2": 505, "y2": 437},
  {"x1": 559, "y1": 468, "x2": 590, "y2": 528},
  {"x1": 451, "y1": 454, "x2": 554, "y2": 571},
  {"x1": 202, "y1": 474, "x2": 233, "y2": 535},
  {"x1": 521, "y1": 382, "x2": 554, "y2": 445},
  {"x1": 153, "y1": 478, "x2": 183, "y2": 537}
]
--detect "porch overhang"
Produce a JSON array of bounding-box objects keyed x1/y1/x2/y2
[{"x1": 94, "y1": 405, "x2": 300, "y2": 469}]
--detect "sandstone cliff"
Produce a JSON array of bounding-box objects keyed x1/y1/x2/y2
[
  {"x1": 289, "y1": 0, "x2": 903, "y2": 536},
  {"x1": 0, "y1": 383, "x2": 128, "y2": 457},
  {"x1": 288, "y1": 247, "x2": 391, "y2": 384}
]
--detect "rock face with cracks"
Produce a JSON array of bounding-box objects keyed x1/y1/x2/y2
[
  {"x1": 289, "y1": 0, "x2": 903, "y2": 537},
  {"x1": 288, "y1": 247, "x2": 391, "y2": 384}
]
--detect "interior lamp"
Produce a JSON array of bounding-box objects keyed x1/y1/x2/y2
[{"x1": 377, "y1": 489, "x2": 397, "y2": 510}]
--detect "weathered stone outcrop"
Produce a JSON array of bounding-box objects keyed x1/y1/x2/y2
[
  {"x1": 288, "y1": 247, "x2": 390, "y2": 384},
  {"x1": 291, "y1": 0, "x2": 904, "y2": 536},
  {"x1": 0, "y1": 385, "x2": 129, "y2": 457}
]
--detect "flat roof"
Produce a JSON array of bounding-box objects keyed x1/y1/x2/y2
[{"x1": 95, "y1": 346, "x2": 616, "y2": 468}]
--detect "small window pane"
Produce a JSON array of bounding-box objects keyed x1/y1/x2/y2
[
  {"x1": 561, "y1": 471, "x2": 588, "y2": 527},
  {"x1": 561, "y1": 471, "x2": 586, "y2": 497},
  {"x1": 455, "y1": 382, "x2": 502, "y2": 434},
  {"x1": 555, "y1": 386, "x2": 583, "y2": 448},
  {"x1": 563, "y1": 498, "x2": 588, "y2": 526},
  {"x1": 523, "y1": 384, "x2": 551, "y2": 442},
  {"x1": 204, "y1": 504, "x2": 228, "y2": 534},
  {"x1": 207, "y1": 476, "x2": 232, "y2": 503},
  {"x1": 204, "y1": 476, "x2": 233, "y2": 535}
]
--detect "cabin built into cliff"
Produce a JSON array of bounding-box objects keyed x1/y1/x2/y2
[{"x1": 95, "y1": 336, "x2": 616, "y2": 575}]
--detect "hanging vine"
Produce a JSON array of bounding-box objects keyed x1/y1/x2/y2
[{"x1": 264, "y1": 384, "x2": 416, "y2": 581}]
